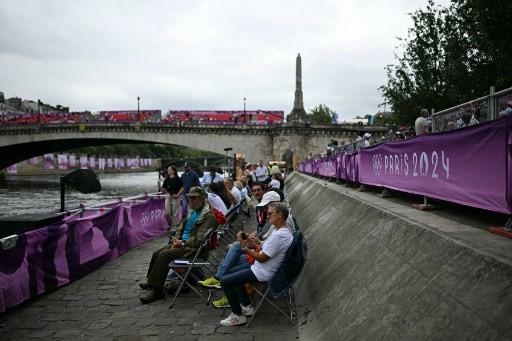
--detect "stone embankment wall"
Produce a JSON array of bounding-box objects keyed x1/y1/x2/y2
[{"x1": 287, "y1": 172, "x2": 512, "y2": 340}]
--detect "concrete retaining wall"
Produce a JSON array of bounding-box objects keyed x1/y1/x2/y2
[{"x1": 287, "y1": 172, "x2": 512, "y2": 341}]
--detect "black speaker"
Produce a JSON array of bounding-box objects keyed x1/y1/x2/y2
[
  {"x1": 60, "y1": 169, "x2": 101, "y2": 212},
  {"x1": 62, "y1": 169, "x2": 101, "y2": 193}
]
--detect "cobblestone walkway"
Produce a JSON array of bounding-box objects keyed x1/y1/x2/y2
[{"x1": 0, "y1": 231, "x2": 299, "y2": 341}]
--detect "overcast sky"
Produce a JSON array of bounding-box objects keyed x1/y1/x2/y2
[{"x1": 0, "y1": 0, "x2": 449, "y2": 120}]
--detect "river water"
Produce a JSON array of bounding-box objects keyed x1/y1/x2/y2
[{"x1": 0, "y1": 172, "x2": 162, "y2": 218}]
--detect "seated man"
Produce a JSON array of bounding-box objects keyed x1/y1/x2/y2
[
  {"x1": 224, "y1": 178, "x2": 242, "y2": 204},
  {"x1": 219, "y1": 202, "x2": 293, "y2": 326},
  {"x1": 198, "y1": 190, "x2": 285, "y2": 308},
  {"x1": 139, "y1": 187, "x2": 217, "y2": 304}
]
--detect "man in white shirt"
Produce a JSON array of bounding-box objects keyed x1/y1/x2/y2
[
  {"x1": 255, "y1": 160, "x2": 269, "y2": 183},
  {"x1": 207, "y1": 192, "x2": 227, "y2": 215},
  {"x1": 218, "y1": 202, "x2": 293, "y2": 326},
  {"x1": 224, "y1": 178, "x2": 242, "y2": 203},
  {"x1": 202, "y1": 166, "x2": 223, "y2": 187},
  {"x1": 415, "y1": 109, "x2": 429, "y2": 136}
]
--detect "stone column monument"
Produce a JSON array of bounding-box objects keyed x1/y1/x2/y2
[{"x1": 286, "y1": 53, "x2": 308, "y2": 124}]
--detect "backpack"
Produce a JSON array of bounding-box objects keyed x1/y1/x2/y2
[
  {"x1": 269, "y1": 230, "x2": 307, "y2": 297},
  {"x1": 209, "y1": 207, "x2": 226, "y2": 250}
]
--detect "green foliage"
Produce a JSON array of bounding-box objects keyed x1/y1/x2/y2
[
  {"x1": 308, "y1": 104, "x2": 337, "y2": 124},
  {"x1": 380, "y1": 0, "x2": 512, "y2": 125}
]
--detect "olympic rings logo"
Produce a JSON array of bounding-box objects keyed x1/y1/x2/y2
[{"x1": 372, "y1": 154, "x2": 383, "y2": 176}]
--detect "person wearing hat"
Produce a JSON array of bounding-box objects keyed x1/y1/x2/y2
[
  {"x1": 139, "y1": 186, "x2": 217, "y2": 304},
  {"x1": 363, "y1": 133, "x2": 371, "y2": 147},
  {"x1": 219, "y1": 202, "x2": 293, "y2": 326},
  {"x1": 198, "y1": 190, "x2": 283, "y2": 309}
]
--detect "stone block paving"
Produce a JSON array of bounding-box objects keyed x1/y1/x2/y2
[{"x1": 0, "y1": 233, "x2": 299, "y2": 340}]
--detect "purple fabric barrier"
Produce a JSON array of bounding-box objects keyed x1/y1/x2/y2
[
  {"x1": 6, "y1": 164, "x2": 17, "y2": 174},
  {"x1": 358, "y1": 115, "x2": 512, "y2": 214},
  {"x1": 318, "y1": 156, "x2": 337, "y2": 177},
  {"x1": 0, "y1": 197, "x2": 167, "y2": 313},
  {"x1": 43, "y1": 154, "x2": 55, "y2": 170}
]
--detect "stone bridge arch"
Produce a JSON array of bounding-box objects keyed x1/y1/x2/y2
[{"x1": 0, "y1": 123, "x2": 388, "y2": 169}]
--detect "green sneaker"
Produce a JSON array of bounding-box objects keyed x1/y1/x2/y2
[
  {"x1": 212, "y1": 295, "x2": 230, "y2": 308},
  {"x1": 198, "y1": 276, "x2": 221, "y2": 289}
]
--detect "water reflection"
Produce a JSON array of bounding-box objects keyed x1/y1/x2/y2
[{"x1": 0, "y1": 172, "x2": 161, "y2": 217}]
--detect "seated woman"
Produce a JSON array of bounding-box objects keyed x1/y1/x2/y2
[{"x1": 218, "y1": 202, "x2": 293, "y2": 327}]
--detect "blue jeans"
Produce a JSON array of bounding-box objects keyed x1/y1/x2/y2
[
  {"x1": 216, "y1": 242, "x2": 249, "y2": 280},
  {"x1": 221, "y1": 268, "x2": 258, "y2": 315}
]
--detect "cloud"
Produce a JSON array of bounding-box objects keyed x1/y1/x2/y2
[{"x1": 0, "y1": 0, "x2": 450, "y2": 119}]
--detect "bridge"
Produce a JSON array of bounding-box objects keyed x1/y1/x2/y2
[{"x1": 0, "y1": 122, "x2": 387, "y2": 169}]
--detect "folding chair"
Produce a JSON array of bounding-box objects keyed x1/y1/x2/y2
[
  {"x1": 168, "y1": 227, "x2": 217, "y2": 308},
  {"x1": 246, "y1": 271, "x2": 302, "y2": 327},
  {"x1": 246, "y1": 230, "x2": 306, "y2": 327}
]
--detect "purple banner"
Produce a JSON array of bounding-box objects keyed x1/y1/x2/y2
[
  {"x1": 89, "y1": 156, "x2": 96, "y2": 169},
  {"x1": 57, "y1": 154, "x2": 68, "y2": 170},
  {"x1": 69, "y1": 155, "x2": 77, "y2": 168},
  {"x1": 0, "y1": 197, "x2": 167, "y2": 313},
  {"x1": 27, "y1": 157, "x2": 39, "y2": 166},
  {"x1": 298, "y1": 115, "x2": 512, "y2": 214},
  {"x1": 6, "y1": 164, "x2": 17, "y2": 174},
  {"x1": 43, "y1": 154, "x2": 55, "y2": 170},
  {"x1": 359, "y1": 115, "x2": 512, "y2": 214},
  {"x1": 79, "y1": 156, "x2": 88, "y2": 169},
  {"x1": 318, "y1": 156, "x2": 337, "y2": 177},
  {"x1": 98, "y1": 158, "x2": 105, "y2": 171}
]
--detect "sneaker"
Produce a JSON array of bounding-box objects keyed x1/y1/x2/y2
[
  {"x1": 220, "y1": 312, "x2": 247, "y2": 326},
  {"x1": 241, "y1": 304, "x2": 254, "y2": 316},
  {"x1": 166, "y1": 272, "x2": 179, "y2": 281},
  {"x1": 212, "y1": 295, "x2": 230, "y2": 308},
  {"x1": 197, "y1": 276, "x2": 221, "y2": 289}
]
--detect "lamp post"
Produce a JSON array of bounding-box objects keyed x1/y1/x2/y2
[
  {"x1": 223, "y1": 147, "x2": 232, "y2": 175},
  {"x1": 137, "y1": 96, "x2": 140, "y2": 122},
  {"x1": 243, "y1": 97, "x2": 247, "y2": 123},
  {"x1": 37, "y1": 99, "x2": 41, "y2": 125}
]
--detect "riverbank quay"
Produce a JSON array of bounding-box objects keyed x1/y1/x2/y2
[
  {"x1": 0, "y1": 204, "x2": 299, "y2": 340},
  {"x1": 287, "y1": 172, "x2": 512, "y2": 340}
]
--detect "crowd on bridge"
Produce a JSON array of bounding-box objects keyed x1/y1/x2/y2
[
  {"x1": 143, "y1": 159, "x2": 299, "y2": 326},
  {"x1": 0, "y1": 109, "x2": 286, "y2": 127}
]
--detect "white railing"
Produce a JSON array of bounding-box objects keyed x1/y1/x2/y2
[{"x1": 432, "y1": 85, "x2": 512, "y2": 132}]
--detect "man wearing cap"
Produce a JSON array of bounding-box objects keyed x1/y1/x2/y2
[
  {"x1": 139, "y1": 187, "x2": 217, "y2": 304},
  {"x1": 363, "y1": 133, "x2": 371, "y2": 148},
  {"x1": 198, "y1": 190, "x2": 284, "y2": 308}
]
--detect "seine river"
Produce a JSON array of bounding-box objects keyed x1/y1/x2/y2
[{"x1": 0, "y1": 172, "x2": 162, "y2": 217}]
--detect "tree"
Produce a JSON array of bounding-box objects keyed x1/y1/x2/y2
[
  {"x1": 380, "y1": 0, "x2": 512, "y2": 125},
  {"x1": 308, "y1": 104, "x2": 337, "y2": 124}
]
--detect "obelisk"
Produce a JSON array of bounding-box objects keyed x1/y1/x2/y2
[{"x1": 287, "y1": 53, "x2": 308, "y2": 124}]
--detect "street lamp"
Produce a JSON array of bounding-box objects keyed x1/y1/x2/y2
[
  {"x1": 243, "y1": 97, "x2": 247, "y2": 123},
  {"x1": 37, "y1": 99, "x2": 41, "y2": 125},
  {"x1": 223, "y1": 147, "x2": 233, "y2": 175},
  {"x1": 137, "y1": 96, "x2": 140, "y2": 122}
]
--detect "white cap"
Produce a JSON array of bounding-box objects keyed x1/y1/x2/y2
[{"x1": 256, "y1": 191, "x2": 281, "y2": 207}]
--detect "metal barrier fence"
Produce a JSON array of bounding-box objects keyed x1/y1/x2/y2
[{"x1": 432, "y1": 85, "x2": 512, "y2": 132}]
